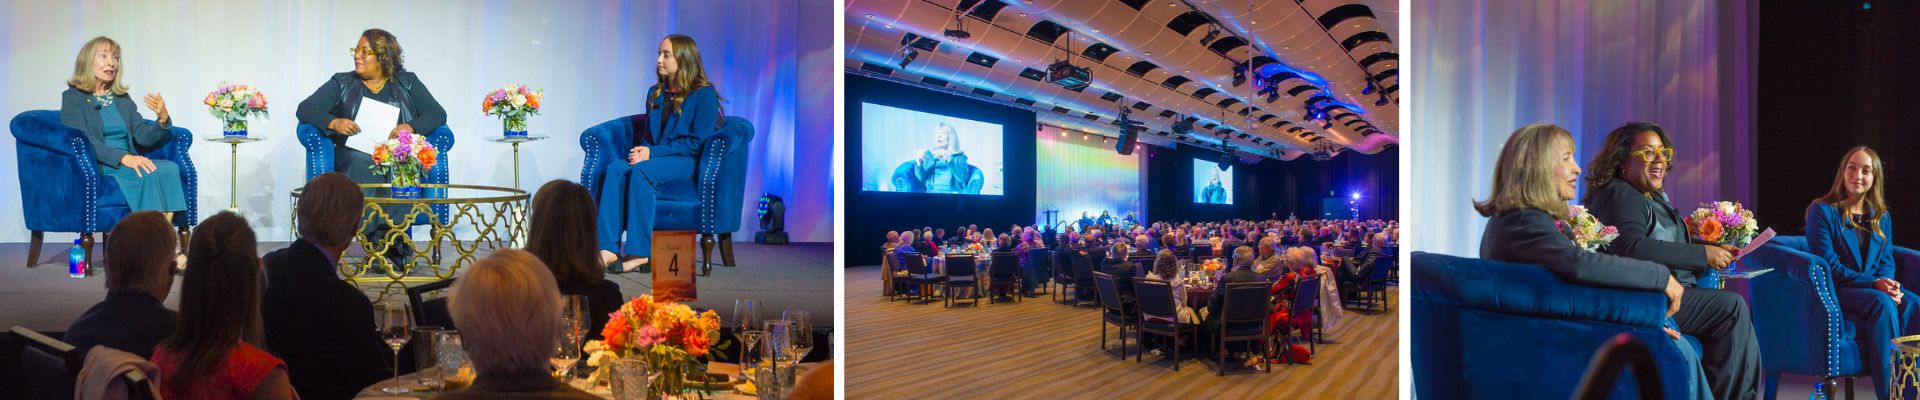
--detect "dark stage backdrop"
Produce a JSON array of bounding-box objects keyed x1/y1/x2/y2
[
  {"x1": 844, "y1": 73, "x2": 1038, "y2": 266},
  {"x1": 1757, "y1": 1, "x2": 1920, "y2": 248},
  {"x1": 1144, "y1": 145, "x2": 1398, "y2": 224}
]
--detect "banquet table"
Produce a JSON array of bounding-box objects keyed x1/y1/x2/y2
[{"x1": 354, "y1": 362, "x2": 822, "y2": 399}]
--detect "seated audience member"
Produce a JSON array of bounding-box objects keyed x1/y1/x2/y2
[
  {"x1": 65, "y1": 211, "x2": 179, "y2": 360},
  {"x1": 153, "y1": 212, "x2": 296, "y2": 399},
  {"x1": 262, "y1": 173, "x2": 393, "y2": 400},
  {"x1": 527, "y1": 180, "x2": 623, "y2": 341},
  {"x1": 433, "y1": 249, "x2": 597, "y2": 399}
]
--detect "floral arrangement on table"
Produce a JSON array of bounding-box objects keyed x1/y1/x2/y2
[
  {"x1": 369, "y1": 128, "x2": 438, "y2": 198},
  {"x1": 1200, "y1": 258, "x2": 1224, "y2": 272},
  {"x1": 481, "y1": 84, "x2": 543, "y2": 137},
  {"x1": 203, "y1": 82, "x2": 268, "y2": 136},
  {"x1": 1558, "y1": 204, "x2": 1620, "y2": 252},
  {"x1": 585, "y1": 294, "x2": 723, "y2": 398},
  {"x1": 1685, "y1": 201, "x2": 1761, "y2": 247}
]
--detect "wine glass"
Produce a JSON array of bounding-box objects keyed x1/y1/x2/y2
[
  {"x1": 784, "y1": 311, "x2": 813, "y2": 363},
  {"x1": 552, "y1": 329, "x2": 582, "y2": 380},
  {"x1": 561, "y1": 295, "x2": 587, "y2": 358},
  {"x1": 374, "y1": 300, "x2": 413, "y2": 394},
  {"x1": 733, "y1": 299, "x2": 764, "y2": 364}
]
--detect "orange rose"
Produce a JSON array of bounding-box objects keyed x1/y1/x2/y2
[
  {"x1": 482, "y1": 98, "x2": 494, "y2": 113},
  {"x1": 1699, "y1": 218, "x2": 1724, "y2": 243},
  {"x1": 417, "y1": 146, "x2": 438, "y2": 170},
  {"x1": 371, "y1": 146, "x2": 390, "y2": 164}
]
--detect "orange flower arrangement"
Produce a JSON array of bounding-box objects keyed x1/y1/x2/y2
[
  {"x1": 1696, "y1": 218, "x2": 1725, "y2": 244},
  {"x1": 593, "y1": 294, "x2": 722, "y2": 398}
]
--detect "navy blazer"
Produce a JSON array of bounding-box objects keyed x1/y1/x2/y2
[
  {"x1": 63, "y1": 291, "x2": 177, "y2": 359},
  {"x1": 1585, "y1": 180, "x2": 1711, "y2": 286},
  {"x1": 1480, "y1": 208, "x2": 1671, "y2": 291},
  {"x1": 59, "y1": 87, "x2": 175, "y2": 167},
  {"x1": 643, "y1": 85, "x2": 719, "y2": 159},
  {"x1": 262, "y1": 238, "x2": 394, "y2": 400},
  {"x1": 1805, "y1": 200, "x2": 1896, "y2": 288}
]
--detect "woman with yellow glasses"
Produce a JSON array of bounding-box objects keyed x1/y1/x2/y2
[{"x1": 1581, "y1": 121, "x2": 1760, "y2": 400}]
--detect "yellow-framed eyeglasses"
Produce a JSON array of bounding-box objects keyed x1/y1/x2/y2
[
  {"x1": 348, "y1": 47, "x2": 376, "y2": 57},
  {"x1": 1631, "y1": 146, "x2": 1674, "y2": 162}
]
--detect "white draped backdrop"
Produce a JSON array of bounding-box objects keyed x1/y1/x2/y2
[{"x1": 1409, "y1": 0, "x2": 1755, "y2": 256}]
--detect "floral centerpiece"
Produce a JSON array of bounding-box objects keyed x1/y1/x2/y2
[
  {"x1": 1559, "y1": 204, "x2": 1620, "y2": 252},
  {"x1": 588, "y1": 294, "x2": 723, "y2": 399},
  {"x1": 203, "y1": 82, "x2": 268, "y2": 137},
  {"x1": 369, "y1": 129, "x2": 438, "y2": 199},
  {"x1": 481, "y1": 84, "x2": 542, "y2": 137},
  {"x1": 1686, "y1": 201, "x2": 1761, "y2": 247}
]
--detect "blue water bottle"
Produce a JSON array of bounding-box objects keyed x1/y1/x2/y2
[{"x1": 68, "y1": 239, "x2": 86, "y2": 278}]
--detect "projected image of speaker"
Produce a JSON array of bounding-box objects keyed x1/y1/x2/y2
[
  {"x1": 859, "y1": 102, "x2": 1007, "y2": 195},
  {"x1": 1194, "y1": 158, "x2": 1234, "y2": 204}
]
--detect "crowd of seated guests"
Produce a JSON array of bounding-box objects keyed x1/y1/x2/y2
[
  {"x1": 47, "y1": 176, "x2": 644, "y2": 399},
  {"x1": 875, "y1": 217, "x2": 1397, "y2": 367}
]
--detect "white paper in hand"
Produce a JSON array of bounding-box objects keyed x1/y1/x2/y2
[
  {"x1": 1735, "y1": 228, "x2": 1777, "y2": 259},
  {"x1": 348, "y1": 98, "x2": 400, "y2": 155}
]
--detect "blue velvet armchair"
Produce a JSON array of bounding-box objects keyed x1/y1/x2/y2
[
  {"x1": 1742, "y1": 235, "x2": 1920, "y2": 399},
  {"x1": 1412, "y1": 251, "x2": 1699, "y2": 399},
  {"x1": 579, "y1": 114, "x2": 753, "y2": 274},
  {"x1": 295, "y1": 123, "x2": 454, "y2": 226},
  {"x1": 10, "y1": 110, "x2": 197, "y2": 270}
]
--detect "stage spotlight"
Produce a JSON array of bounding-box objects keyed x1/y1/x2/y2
[
  {"x1": 944, "y1": 14, "x2": 971, "y2": 39},
  {"x1": 1200, "y1": 28, "x2": 1220, "y2": 45},
  {"x1": 1375, "y1": 92, "x2": 1391, "y2": 106},
  {"x1": 1233, "y1": 65, "x2": 1248, "y2": 87},
  {"x1": 898, "y1": 48, "x2": 919, "y2": 69},
  {"x1": 755, "y1": 194, "x2": 788, "y2": 245},
  {"x1": 1351, "y1": 192, "x2": 1361, "y2": 200},
  {"x1": 1362, "y1": 78, "x2": 1377, "y2": 95}
]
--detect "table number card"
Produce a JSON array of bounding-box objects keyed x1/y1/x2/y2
[{"x1": 653, "y1": 230, "x2": 698, "y2": 302}]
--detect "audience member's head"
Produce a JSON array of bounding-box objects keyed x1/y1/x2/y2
[
  {"x1": 526, "y1": 179, "x2": 602, "y2": 285},
  {"x1": 1285, "y1": 247, "x2": 1316, "y2": 272},
  {"x1": 105, "y1": 211, "x2": 178, "y2": 300},
  {"x1": 885, "y1": 231, "x2": 899, "y2": 245},
  {"x1": 1153, "y1": 249, "x2": 1177, "y2": 277},
  {"x1": 1110, "y1": 242, "x2": 1131, "y2": 260},
  {"x1": 296, "y1": 172, "x2": 365, "y2": 251},
  {"x1": 160, "y1": 211, "x2": 265, "y2": 392},
  {"x1": 450, "y1": 249, "x2": 562, "y2": 376},
  {"x1": 1258, "y1": 236, "x2": 1279, "y2": 257},
  {"x1": 1233, "y1": 246, "x2": 1255, "y2": 270}
]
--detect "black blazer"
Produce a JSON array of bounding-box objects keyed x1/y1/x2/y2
[
  {"x1": 59, "y1": 87, "x2": 174, "y2": 167},
  {"x1": 295, "y1": 71, "x2": 447, "y2": 142},
  {"x1": 1480, "y1": 208, "x2": 1671, "y2": 291},
  {"x1": 557, "y1": 279, "x2": 623, "y2": 342},
  {"x1": 1205, "y1": 267, "x2": 1261, "y2": 327},
  {"x1": 63, "y1": 291, "x2": 177, "y2": 359},
  {"x1": 262, "y1": 238, "x2": 393, "y2": 400},
  {"x1": 1105, "y1": 260, "x2": 1138, "y2": 303},
  {"x1": 1585, "y1": 180, "x2": 1711, "y2": 286}
]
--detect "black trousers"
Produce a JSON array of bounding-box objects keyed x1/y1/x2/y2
[{"x1": 1673, "y1": 287, "x2": 1762, "y2": 400}]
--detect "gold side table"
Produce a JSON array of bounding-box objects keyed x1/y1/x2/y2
[
  {"x1": 485, "y1": 135, "x2": 549, "y2": 189},
  {"x1": 201, "y1": 135, "x2": 266, "y2": 211},
  {"x1": 291, "y1": 183, "x2": 529, "y2": 286}
]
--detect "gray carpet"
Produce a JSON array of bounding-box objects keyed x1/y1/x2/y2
[{"x1": 0, "y1": 240, "x2": 834, "y2": 332}]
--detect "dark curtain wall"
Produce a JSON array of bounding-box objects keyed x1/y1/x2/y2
[
  {"x1": 1144, "y1": 144, "x2": 1398, "y2": 224},
  {"x1": 1757, "y1": 0, "x2": 1920, "y2": 248},
  {"x1": 843, "y1": 74, "x2": 1038, "y2": 266}
]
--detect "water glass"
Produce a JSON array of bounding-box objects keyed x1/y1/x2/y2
[{"x1": 610, "y1": 358, "x2": 650, "y2": 400}]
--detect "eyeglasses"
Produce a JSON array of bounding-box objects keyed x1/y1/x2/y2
[
  {"x1": 349, "y1": 47, "x2": 377, "y2": 57},
  {"x1": 1630, "y1": 146, "x2": 1674, "y2": 162}
]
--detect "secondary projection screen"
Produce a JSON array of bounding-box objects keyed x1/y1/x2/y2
[
  {"x1": 1037, "y1": 128, "x2": 1140, "y2": 228},
  {"x1": 1194, "y1": 159, "x2": 1234, "y2": 205},
  {"x1": 859, "y1": 102, "x2": 1005, "y2": 195}
]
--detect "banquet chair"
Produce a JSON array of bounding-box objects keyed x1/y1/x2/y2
[
  {"x1": 1094, "y1": 272, "x2": 1138, "y2": 360},
  {"x1": 1025, "y1": 248, "x2": 1052, "y2": 296},
  {"x1": 1280, "y1": 275, "x2": 1322, "y2": 357},
  {"x1": 1411, "y1": 252, "x2": 1699, "y2": 399},
  {"x1": 296, "y1": 123, "x2": 452, "y2": 226},
  {"x1": 988, "y1": 251, "x2": 1021, "y2": 303},
  {"x1": 1216, "y1": 281, "x2": 1272, "y2": 376},
  {"x1": 1134, "y1": 278, "x2": 1191, "y2": 370},
  {"x1": 1069, "y1": 254, "x2": 1098, "y2": 307},
  {"x1": 11, "y1": 325, "x2": 80, "y2": 400},
  {"x1": 942, "y1": 255, "x2": 978, "y2": 308},
  {"x1": 406, "y1": 278, "x2": 457, "y2": 329},
  {"x1": 902, "y1": 254, "x2": 944, "y2": 304},
  {"x1": 1191, "y1": 244, "x2": 1213, "y2": 262},
  {"x1": 880, "y1": 247, "x2": 898, "y2": 298},
  {"x1": 1360, "y1": 255, "x2": 1396, "y2": 312},
  {"x1": 1740, "y1": 235, "x2": 1920, "y2": 399},
  {"x1": 1052, "y1": 251, "x2": 1077, "y2": 303},
  {"x1": 580, "y1": 114, "x2": 755, "y2": 275},
  {"x1": 12, "y1": 110, "x2": 197, "y2": 270}
]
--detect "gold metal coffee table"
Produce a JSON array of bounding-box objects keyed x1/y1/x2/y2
[{"x1": 290, "y1": 183, "x2": 529, "y2": 285}]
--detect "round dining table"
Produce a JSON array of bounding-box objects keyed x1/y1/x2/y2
[{"x1": 354, "y1": 362, "x2": 823, "y2": 399}]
